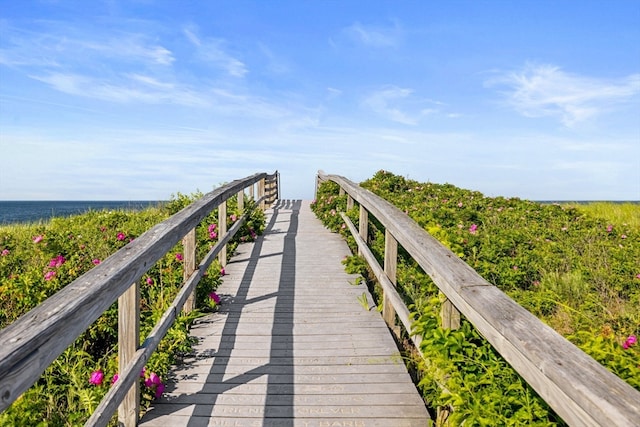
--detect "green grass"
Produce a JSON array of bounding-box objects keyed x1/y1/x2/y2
[{"x1": 565, "y1": 202, "x2": 640, "y2": 230}]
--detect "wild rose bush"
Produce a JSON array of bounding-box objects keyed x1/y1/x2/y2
[
  {"x1": 312, "y1": 171, "x2": 639, "y2": 426},
  {"x1": 0, "y1": 192, "x2": 264, "y2": 426}
]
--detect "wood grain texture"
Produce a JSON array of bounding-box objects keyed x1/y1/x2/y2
[
  {"x1": 319, "y1": 171, "x2": 640, "y2": 427},
  {"x1": 139, "y1": 200, "x2": 430, "y2": 427},
  {"x1": 0, "y1": 172, "x2": 273, "y2": 414}
]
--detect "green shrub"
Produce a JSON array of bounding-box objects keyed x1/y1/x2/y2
[
  {"x1": 0, "y1": 192, "x2": 265, "y2": 426},
  {"x1": 312, "y1": 171, "x2": 639, "y2": 426}
]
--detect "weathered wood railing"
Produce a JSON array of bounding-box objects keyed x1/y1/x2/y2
[
  {"x1": 316, "y1": 170, "x2": 640, "y2": 427},
  {"x1": 0, "y1": 171, "x2": 279, "y2": 426}
]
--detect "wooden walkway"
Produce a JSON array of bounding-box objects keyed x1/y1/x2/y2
[{"x1": 139, "y1": 200, "x2": 430, "y2": 427}]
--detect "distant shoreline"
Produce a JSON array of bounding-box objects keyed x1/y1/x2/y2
[{"x1": 0, "y1": 200, "x2": 166, "y2": 225}]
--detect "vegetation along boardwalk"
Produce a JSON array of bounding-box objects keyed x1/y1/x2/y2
[{"x1": 139, "y1": 200, "x2": 430, "y2": 427}]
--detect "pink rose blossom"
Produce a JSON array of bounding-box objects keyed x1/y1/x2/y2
[
  {"x1": 116, "y1": 232, "x2": 126, "y2": 241},
  {"x1": 145, "y1": 372, "x2": 162, "y2": 388},
  {"x1": 49, "y1": 255, "x2": 66, "y2": 268},
  {"x1": 209, "y1": 231, "x2": 217, "y2": 239},
  {"x1": 112, "y1": 374, "x2": 119, "y2": 384},
  {"x1": 44, "y1": 270, "x2": 56, "y2": 281},
  {"x1": 230, "y1": 214, "x2": 237, "y2": 222},
  {"x1": 469, "y1": 224, "x2": 478, "y2": 234},
  {"x1": 209, "y1": 292, "x2": 221, "y2": 303},
  {"x1": 89, "y1": 370, "x2": 104, "y2": 385},
  {"x1": 92, "y1": 259, "x2": 101, "y2": 265},
  {"x1": 146, "y1": 277, "x2": 153, "y2": 285},
  {"x1": 33, "y1": 235, "x2": 43, "y2": 243},
  {"x1": 154, "y1": 382, "x2": 165, "y2": 398},
  {"x1": 606, "y1": 225, "x2": 613, "y2": 233},
  {"x1": 623, "y1": 335, "x2": 637, "y2": 350},
  {"x1": 208, "y1": 224, "x2": 217, "y2": 233},
  {"x1": 1, "y1": 249, "x2": 9, "y2": 256},
  {"x1": 175, "y1": 253, "x2": 183, "y2": 261}
]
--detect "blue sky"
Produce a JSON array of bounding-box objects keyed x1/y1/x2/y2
[{"x1": 1, "y1": 1, "x2": 639, "y2": 201}]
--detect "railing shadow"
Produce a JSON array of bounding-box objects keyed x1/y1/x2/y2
[{"x1": 141, "y1": 199, "x2": 300, "y2": 425}]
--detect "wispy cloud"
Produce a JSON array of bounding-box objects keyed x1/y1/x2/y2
[
  {"x1": 361, "y1": 86, "x2": 441, "y2": 125},
  {"x1": 487, "y1": 63, "x2": 640, "y2": 126},
  {"x1": 30, "y1": 72, "x2": 210, "y2": 106},
  {"x1": 184, "y1": 28, "x2": 247, "y2": 77},
  {"x1": 343, "y1": 21, "x2": 403, "y2": 48}
]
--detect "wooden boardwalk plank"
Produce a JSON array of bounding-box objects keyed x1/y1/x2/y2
[{"x1": 140, "y1": 200, "x2": 430, "y2": 427}]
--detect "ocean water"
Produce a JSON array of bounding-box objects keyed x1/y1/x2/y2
[{"x1": 0, "y1": 201, "x2": 163, "y2": 225}]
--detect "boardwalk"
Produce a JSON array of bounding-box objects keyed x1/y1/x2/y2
[{"x1": 140, "y1": 200, "x2": 429, "y2": 427}]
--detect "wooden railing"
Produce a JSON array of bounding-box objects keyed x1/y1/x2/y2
[
  {"x1": 316, "y1": 171, "x2": 640, "y2": 427},
  {"x1": 0, "y1": 172, "x2": 279, "y2": 427}
]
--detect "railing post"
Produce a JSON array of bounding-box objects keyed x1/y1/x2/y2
[
  {"x1": 218, "y1": 201, "x2": 227, "y2": 267},
  {"x1": 383, "y1": 229, "x2": 398, "y2": 330},
  {"x1": 339, "y1": 187, "x2": 345, "y2": 197},
  {"x1": 182, "y1": 228, "x2": 196, "y2": 313},
  {"x1": 358, "y1": 205, "x2": 368, "y2": 257},
  {"x1": 249, "y1": 182, "x2": 255, "y2": 201},
  {"x1": 237, "y1": 189, "x2": 244, "y2": 213},
  {"x1": 118, "y1": 283, "x2": 140, "y2": 427},
  {"x1": 258, "y1": 178, "x2": 265, "y2": 210},
  {"x1": 440, "y1": 296, "x2": 461, "y2": 330},
  {"x1": 265, "y1": 177, "x2": 273, "y2": 205},
  {"x1": 346, "y1": 194, "x2": 354, "y2": 211}
]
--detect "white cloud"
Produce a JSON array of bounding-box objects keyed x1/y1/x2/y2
[
  {"x1": 488, "y1": 63, "x2": 640, "y2": 126},
  {"x1": 344, "y1": 21, "x2": 403, "y2": 48},
  {"x1": 361, "y1": 86, "x2": 443, "y2": 125},
  {"x1": 30, "y1": 72, "x2": 210, "y2": 106},
  {"x1": 362, "y1": 86, "x2": 417, "y2": 125},
  {"x1": 184, "y1": 28, "x2": 247, "y2": 77}
]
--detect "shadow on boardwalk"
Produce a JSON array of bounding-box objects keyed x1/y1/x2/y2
[{"x1": 140, "y1": 200, "x2": 429, "y2": 427}]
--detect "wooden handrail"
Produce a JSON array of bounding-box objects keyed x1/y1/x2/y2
[
  {"x1": 0, "y1": 171, "x2": 279, "y2": 426},
  {"x1": 317, "y1": 171, "x2": 640, "y2": 427}
]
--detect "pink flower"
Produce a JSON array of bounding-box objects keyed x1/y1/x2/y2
[
  {"x1": 606, "y1": 225, "x2": 613, "y2": 233},
  {"x1": 1, "y1": 249, "x2": 9, "y2": 256},
  {"x1": 116, "y1": 232, "x2": 126, "y2": 241},
  {"x1": 208, "y1": 223, "x2": 217, "y2": 233},
  {"x1": 623, "y1": 335, "x2": 637, "y2": 350},
  {"x1": 145, "y1": 372, "x2": 162, "y2": 388},
  {"x1": 92, "y1": 259, "x2": 101, "y2": 265},
  {"x1": 220, "y1": 267, "x2": 225, "y2": 276},
  {"x1": 140, "y1": 367, "x2": 146, "y2": 377},
  {"x1": 457, "y1": 202, "x2": 463, "y2": 207},
  {"x1": 175, "y1": 253, "x2": 183, "y2": 261},
  {"x1": 112, "y1": 374, "x2": 119, "y2": 384},
  {"x1": 154, "y1": 382, "x2": 165, "y2": 398},
  {"x1": 89, "y1": 370, "x2": 104, "y2": 385},
  {"x1": 44, "y1": 270, "x2": 56, "y2": 281},
  {"x1": 209, "y1": 292, "x2": 221, "y2": 303},
  {"x1": 209, "y1": 231, "x2": 217, "y2": 239},
  {"x1": 49, "y1": 255, "x2": 66, "y2": 268},
  {"x1": 33, "y1": 235, "x2": 43, "y2": 243},
  {"x1": 636, "y1": 274, "x2": 640, "y2": 280},
  {"x1": 621, "y1": 234, "x2": 627, "y2": 239},
  {"x1": 146, "y1": 277, "x2": 153, "y2": 285},
  {"x1": 469, "y1": 224, "x2": 478, "y2": 234},
  {"x1": 230, "y1": 214, "x2": 237, "y2": 222}
]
